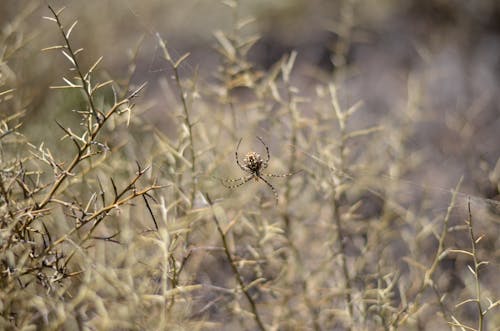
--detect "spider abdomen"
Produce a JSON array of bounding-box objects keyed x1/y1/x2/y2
[{"x1": 243, "y1": 152, "x2": 263, "y2": 174}]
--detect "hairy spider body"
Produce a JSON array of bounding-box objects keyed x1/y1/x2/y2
[
  {"x1": 243, "y1": 152, "x2": 263, "y2": 179},
  {"x1": 216, "y1": 136, "x2": 298, "y2": 204}
]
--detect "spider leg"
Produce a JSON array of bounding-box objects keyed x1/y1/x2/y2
[
  {"x1": 256, "y1": 136, "x2": 270, "y2": 169},
  {"x1": 221, "y1": 175, "x2": 254, "y2": 189},
  {"x1": 262, "y1": 169, "x2": 302, "y2": 178},
  {"x1": 235, "y1": 138, "x2": 247, "y2": 172},
  {"x1": 212, "y1": 175, "x2": 246, "y2": 183},
  {"x1": 257, "y1": 175, "x2": 279, "y2": 204}
]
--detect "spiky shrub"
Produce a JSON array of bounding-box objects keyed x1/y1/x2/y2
[{"x1": 0, "y1": 6, "x2": 161, "y2": 329}]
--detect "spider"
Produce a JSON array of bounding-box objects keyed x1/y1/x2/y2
[{"x1": 216, "y1": 136, "x2": 298, "y2": 204}]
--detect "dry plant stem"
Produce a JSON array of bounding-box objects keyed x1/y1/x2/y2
[
  {"x1": 331, "y1": 87, "x2": 354, "y2": 327},
  {"x1": 391, "y1": 177, "x2": 463, "y2": 327},
  {"x1": 157, "y1": 35, "x2": 197, "y2": 204},
  {"x1": 332, "y1": 189, "x2": 354, "y2": 326},
  {"x1": 335, "y1": 145, "x2": 352, "y2": 327},
  {"x1": 426, "y1": 177, "x2": 463, "y2": 283},
  {"x1": 430, "y1": 283, "x2": 452, "y2": 328},
  {"x1": 466, "y1": 199, "x2": 484, "y2": 331},
  {"x1": 283, "y1": 73, "x2": 298, "y2": 234},
  {"x1": 48, "y1": 5, "x2": 100, "y2": 123},
  {"x1": 279, "y1": 53, "x2": 320, "y2": 330},
  {"x1": 207, "y1": 197, "x2": 266, "y2": 331},
  {"x1": 328, "y1": 16, "x2": 358, "y2": 323},
  {"x1": 174, "y1": 65, "x2": 196, "y2": 203},
  {"x1": 279, "y1": 55, "x2": 313, "y2": 326}
]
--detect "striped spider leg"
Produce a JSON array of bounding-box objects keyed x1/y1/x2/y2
[
  {"x1": 218, "y1": 175, "x2": 254, "y2": 189},
  {"x1": 217, "y1": 136, "x2": 299, "y2": 204}
]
